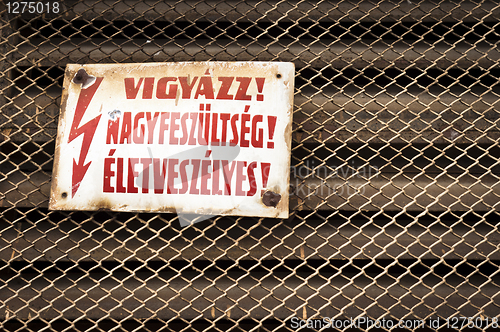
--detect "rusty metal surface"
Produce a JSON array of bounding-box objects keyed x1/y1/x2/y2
[{"x1": 2, "y1": 0, "x2": 500, "y2": 331}]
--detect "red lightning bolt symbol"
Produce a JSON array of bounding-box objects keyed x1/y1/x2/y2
[{"x1": 68, "y1": 77, "x2": 104, "y2": 197}]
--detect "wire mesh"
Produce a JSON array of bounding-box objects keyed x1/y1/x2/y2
[{"x1": 1, "y1": 0, "x2": 500, "y2": 331}]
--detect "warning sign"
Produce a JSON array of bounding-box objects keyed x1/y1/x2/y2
[{"x1": 49, "y1": 62, "x2": 294, "y2": 218}]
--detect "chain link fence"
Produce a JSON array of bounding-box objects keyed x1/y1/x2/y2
[{"x1": 1, "y1": 0, "x2": 500, "y2": 330}]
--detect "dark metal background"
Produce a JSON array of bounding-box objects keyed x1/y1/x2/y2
[{"x1": 1, "y1": 0, "x2": 500, "y2": 330}]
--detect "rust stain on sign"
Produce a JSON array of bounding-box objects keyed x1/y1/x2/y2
[{"x1": 49, "y1": 62, "x2": 295, "y2": 219}]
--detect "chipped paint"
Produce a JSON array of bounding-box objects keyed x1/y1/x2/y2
[
  {"x1": 72, "y1": 68, "x2": 97, "y2": 89},
  {"x1": 108, "y1": 109, "x2": 121, "y2": 120}
]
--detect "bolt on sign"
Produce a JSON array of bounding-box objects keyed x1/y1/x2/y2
[{"x1": 49, "y1": 62, "x2": 294, "y2": 218}]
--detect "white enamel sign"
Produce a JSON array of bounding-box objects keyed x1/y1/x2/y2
[{"x1": 49, "y1": 62, "x2": 294, "y2": 219}]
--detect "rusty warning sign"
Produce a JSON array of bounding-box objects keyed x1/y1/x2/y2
[{"x1": 49, "y1": 62, "x2": 294, "y2": 219}]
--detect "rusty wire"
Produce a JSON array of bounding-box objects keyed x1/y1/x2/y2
[{"x1": 1, "y1": 0, "x2": 500, "y2": 331}]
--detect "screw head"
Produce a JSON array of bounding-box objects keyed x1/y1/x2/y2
[{"x1": 262, "y1": 191, "x2": 281, "y2": 207}]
